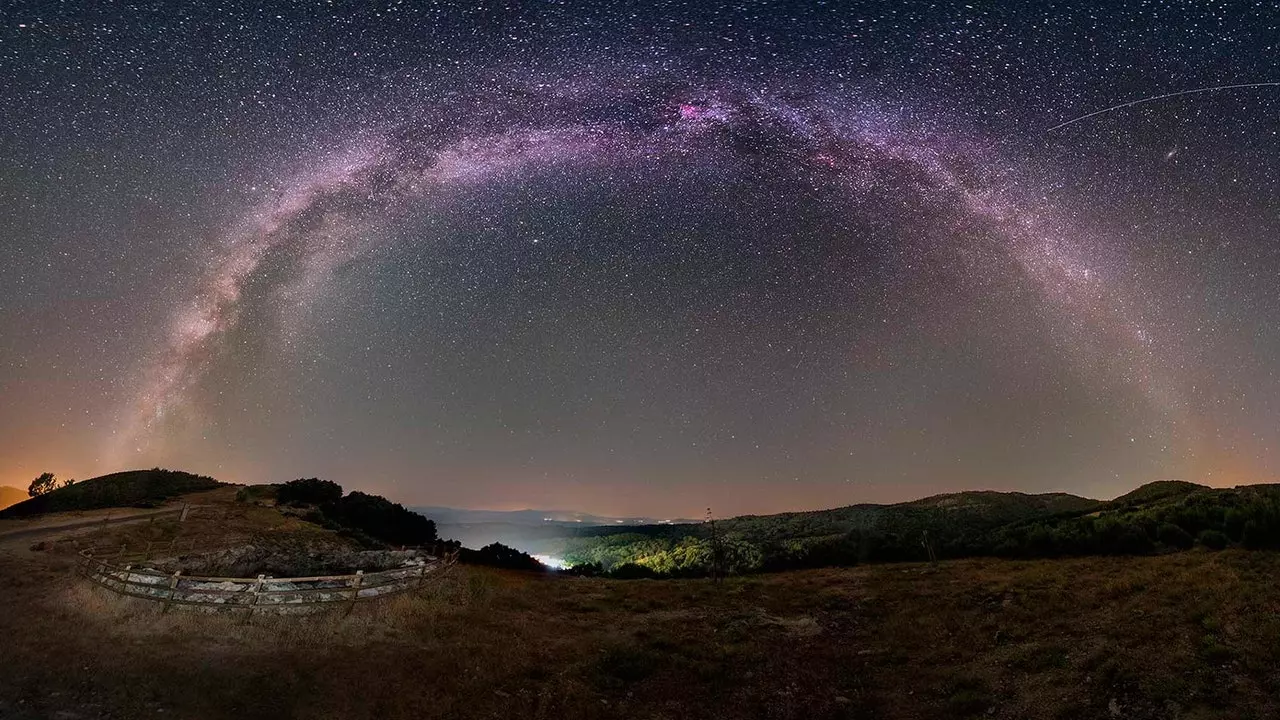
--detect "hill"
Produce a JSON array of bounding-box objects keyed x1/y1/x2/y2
[
  {"x1": 498, "y1": 489, "x2": 1106, "y2": 574},
  {"x1": 1109, "y1": 479, "x2": 1211, "y2": 507},
  {"x1": 527, "y1": 482, "x2": 1280, "y2": 577},
  {"x1": 0, "y1": 485, "x2": 26, "y2": 511},
  {"x1": 0, "y1": 469, "x2": 223, "y2": 518},
  {"x1": 718, "y1": 489, "x2": 1102, "y2": 541},
  {"x1": 903, "y1": 489, "x2": 1101, "y2": 516}
]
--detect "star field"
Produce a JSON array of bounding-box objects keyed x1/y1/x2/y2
[{"x1": 2, "y1": 1, "x2": 1279, "y2": 516}]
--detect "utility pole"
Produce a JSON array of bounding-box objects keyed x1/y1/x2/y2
[{"x1": 921, "y1": 528, "x2": 937, "y2": 565}]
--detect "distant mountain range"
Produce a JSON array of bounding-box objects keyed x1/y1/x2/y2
[
  {"x1": 517, "y1": 479, "x2": 1280, "y2": 573},
  {"x1": 414, "y1": 489, "x2": 1111, "y2": 555},
  {"x1": 412, "y1": 506, "x2": 700, "y2": 527},
  {"x1": 0, "y1": 485, "x2": 26, "y2": 511}
]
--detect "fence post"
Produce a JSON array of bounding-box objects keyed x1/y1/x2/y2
[
  {"x1": 243, "y1": 574, "x2": 265, "y2": 623},
  {"x1": 346, "y1": 570, "x2": 364, "y2": 615},
  {"x1": 162, "y1": 571, "x2": 181, "y2": 613}
]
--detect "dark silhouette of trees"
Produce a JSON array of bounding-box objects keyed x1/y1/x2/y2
[
  {"x1": 459, "y1": 542, "x2": 545, "y2": 571},
  {"x1": 27, "y1": 472, "x2": 58, "y2": 497},
  {"x1": 320, "y1": 491, "x2": 437, "y2": 547},
  {"x1": 277, "y1": 477, "x2": 343, "y2": 506}
]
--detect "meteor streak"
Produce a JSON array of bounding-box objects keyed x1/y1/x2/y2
[{"x1": 1047, "y1": 82, "x2": 1280, "y2": 132}]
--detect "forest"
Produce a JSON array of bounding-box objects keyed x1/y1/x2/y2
[{"x1": 550, "y1": 481, "x2": 1280, "y2": 578}]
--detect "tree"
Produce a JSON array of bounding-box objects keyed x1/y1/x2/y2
[
  {"x1": 27, "y1": 472, "x2": 58, "y2": 498},
  {"x1": 277, "y1": 477, "x2": 343, "y2": 506},
  {"x1": 320, "y1": 491, "x2": 437, "y2": 546}
]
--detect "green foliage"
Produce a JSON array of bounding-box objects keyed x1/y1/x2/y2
[
  {"x1": 277, "y1": 477, "x2": 343, "y2": 506},
  {"x1": 556, "y1": 482, "x2": 1280, "y2": 578},
  {"x1": 560, "y1": 561, "x2": 604, "y2": 577},
  {"x1": 609, "y1": 562, "x2": 659, "y2": 579}
]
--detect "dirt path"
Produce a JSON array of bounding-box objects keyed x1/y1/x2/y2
[{"x1": 0, "y1": 506, "x2": 186, "y2": 548}]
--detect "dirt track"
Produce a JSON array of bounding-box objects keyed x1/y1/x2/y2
[{"x1": 0, "y1": 506, "x2": 186, "y2": 548}]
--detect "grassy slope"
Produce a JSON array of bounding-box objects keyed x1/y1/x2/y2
[
  {"x1": 0, "y1": 485, "x2": 26, "y2": 510},
  {"x1": 0, "y1": 469, "x2": 223, "y2": 518},
  {"x1": 5, "y1": 483, "x2": 1280, "y2": 719},
  {"x1": 4, "y1": 541, "x2": 1278, "y2": 719}
]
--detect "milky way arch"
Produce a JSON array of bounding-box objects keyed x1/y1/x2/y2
[{"x1": 112, "y1": 86, "x2": 1184, "y2": 461}]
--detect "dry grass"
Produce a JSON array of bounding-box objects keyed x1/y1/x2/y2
[{"x1": 5, "y1": 510, "x2": 1280, "y2": 719}]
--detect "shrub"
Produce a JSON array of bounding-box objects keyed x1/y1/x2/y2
[
  {"x1": 1197, "y1": 529, "x2": 1229, "y2": 550},
  {"x1": 1157, "y1": 523, "x2": 1194, "y2": 550}
]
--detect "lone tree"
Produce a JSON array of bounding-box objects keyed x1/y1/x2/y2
[{"x1": 28, "y1": 472, "x2": 58, "y2": 497}]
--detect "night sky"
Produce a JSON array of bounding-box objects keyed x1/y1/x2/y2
[{"x1": 2, "y1": 1, "x2": 1279, "y2": 517}]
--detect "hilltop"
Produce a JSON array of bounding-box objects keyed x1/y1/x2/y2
[
  {"x1": 1109, "y1": 479, "x2": 1211, "y2": 507},
  {"x1": 0, "y1": 469, "x2": 222, "y2": 519}
]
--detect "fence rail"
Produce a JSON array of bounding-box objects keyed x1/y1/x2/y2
[{"x1": 77, "y1": 544, "x2": 457, "y2": 616}]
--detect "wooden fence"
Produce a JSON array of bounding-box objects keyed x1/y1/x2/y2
[{"x1": 77, "y1": 545, "x2": 458, "y2": 616}]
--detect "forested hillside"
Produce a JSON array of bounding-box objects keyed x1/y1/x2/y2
[{"x1": 547, "y1": 483, "x2": 1280, "y2": 578}]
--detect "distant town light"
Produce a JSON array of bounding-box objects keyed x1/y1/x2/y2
[{"x1": 534, "y1": 554, "x2": 566, "y2": 569}]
